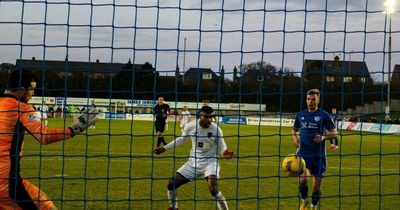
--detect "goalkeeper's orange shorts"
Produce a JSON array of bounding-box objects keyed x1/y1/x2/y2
[{"x1": 0, "y1": 179, "x2": 55, "y2": 210}]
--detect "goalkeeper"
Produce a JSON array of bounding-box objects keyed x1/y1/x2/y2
[
  {"x1": 0, "y1": 69, "x2": 98, "y2": 210},
  {"x1": 292, "y1": 89, "x2": 337, "y2": 210},
  {"x1": 154, "y1": 106, "x2": 235, "y2": 210}
]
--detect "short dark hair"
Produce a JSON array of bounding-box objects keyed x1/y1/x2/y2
[
  {"x1": 7, "y1": 69, "x2": 37, "y2": 90},
  {"x1": 200, "y1": 106, "x2": 214, "y2": 114}
]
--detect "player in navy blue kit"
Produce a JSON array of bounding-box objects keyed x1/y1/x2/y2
[
  {"x1": 329, "y1": 108, "x2": 340, "y2": 150},
  {"x1": 292, "y1": 89, "x2": 338, "y2": 210},
  {"x1": 154, "y1": 96, "x2": 170, "y2": 147}
]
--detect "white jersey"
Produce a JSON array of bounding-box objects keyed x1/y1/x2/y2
[
  {"x1": 164, "y1": 120, "x2": 227, "y2": 167},
  {"x1": 40, "y1": 104, "x2": 48, "y2": 119},
  {"x1": 41, "y1": 104, "x2": 49, "y2": 112},
  {"x1": 180, "y1": 110, "x2": 191, "y2": 127}
]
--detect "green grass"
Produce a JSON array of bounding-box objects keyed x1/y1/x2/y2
[{"x1": 21, "y1": 119, "x2": 399, "y2": 210}]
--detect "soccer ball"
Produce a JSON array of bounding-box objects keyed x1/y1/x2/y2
[{"x1": 282, "y1": 154, "x2": 306, "y2": 177}]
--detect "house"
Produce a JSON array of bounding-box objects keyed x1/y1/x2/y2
[
  {"x1": 183, "y1": 67, "x2": 219, "y2": 83},
  {"x1": 303, "y1": 56, "x2": 372, "y2": 86},
  {"x1": 16, "y1": 57, "x2": 144, "y2": 79}
]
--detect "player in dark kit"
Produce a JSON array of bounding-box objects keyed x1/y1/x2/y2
[
  {"x1": 329, "y1": 108, "x2": 340, "y2": 150},
  {"x1": 154, "y1": 96, "x2": 170, "y2": 147},
  {"x1": 292, "y1": 89, "x2": 338, "y2": 210}
]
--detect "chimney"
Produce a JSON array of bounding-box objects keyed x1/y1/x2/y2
[
  {"x1": 233, "y1": 66, "x2": 238, "y2": 81},
  {"x1": 334, "y1": 55, "x2": 340, "y2": 62},
  {"x1": 334, "y1": 55, "x2": 340, "y2": 70},
  {"x1": 221, "y1": 65, "x2": 225, "y2": 81},
  {"x1": 175, "y1": 65, "x2": 180, "y2": 78}
]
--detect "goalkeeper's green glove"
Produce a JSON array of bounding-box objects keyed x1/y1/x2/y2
[{"x1": 69, "y1": 108, "x2": 99, "y2": 136}]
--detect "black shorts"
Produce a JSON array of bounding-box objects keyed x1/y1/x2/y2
[{"x1": 155, "y1": 120, "x2": 166, "y2": 132}]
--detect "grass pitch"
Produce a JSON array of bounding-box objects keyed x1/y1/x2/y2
[{"x1": 21, "y1": 119, "x2": 399, "y2": 210}]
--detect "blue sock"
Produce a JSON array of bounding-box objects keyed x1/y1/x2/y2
[{"x1": 312, "y1": 191, "x2": 321, "y2": 206}]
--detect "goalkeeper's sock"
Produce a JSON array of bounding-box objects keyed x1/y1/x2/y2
[
  {"x1": 299, "y1": 184, "x2": 308, "y2": 199},
  {"x1": 167, "y1": 190, "x2": 178, "y2": 209},
  {"x1": 214, "y1": 191, "x2": 228, "y2": 210},
  {"x1": 312, "y1": 191, "x2": 321, "y2": 207}
]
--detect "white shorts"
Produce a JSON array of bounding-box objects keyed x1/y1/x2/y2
[{"x1": 177, "y1": 161, "x2": 220, "y2": 180}]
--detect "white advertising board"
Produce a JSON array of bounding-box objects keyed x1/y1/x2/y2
[{"x1": 246, "y1": 117, "x2": 295, "y2": 127}]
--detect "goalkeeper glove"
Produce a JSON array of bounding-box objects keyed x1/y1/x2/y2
[{"x1": 69, "y1": 108, "x2": 99, "y2": 136}]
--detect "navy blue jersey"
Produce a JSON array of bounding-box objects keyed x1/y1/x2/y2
[
  {"x1": 330, "y1": 113, "x2": 337, "y2": 121},
  {"x1": 293, "y1": 108, "x2": 335, "y2": 153}
]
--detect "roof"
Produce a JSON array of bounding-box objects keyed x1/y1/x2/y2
[
  {"x1": 185, "y1": 67, "x2": 214, "y2": 74},
  {"x1": 184, "y1": 68, "x2": 217, "y2": 77},
  {"x1": 15, "y1": 59, "x2": 144, "y2": 73},
  {"x1": 304, "y1": 59, "x2": 370, "y2": 77}
]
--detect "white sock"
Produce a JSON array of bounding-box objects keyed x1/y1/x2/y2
[
  {"x1": 215, "y1": 191, "x2": 228, "y2": 210},
  {"x1": 168, "y1": 190, "x2": 178, "y2": 209}
]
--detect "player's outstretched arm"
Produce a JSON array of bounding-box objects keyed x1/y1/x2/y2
[
  {"x1": 154, "y1": 136, "x2": 188, "y2": 155},
  {"x1": 222, "y1": 149, "x2": 235, "y2": 159},
  {"x1": 23, "y1": 107, "x2": 99, "y2": 144}
]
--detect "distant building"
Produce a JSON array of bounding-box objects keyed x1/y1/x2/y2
[
  {"x1": 391, "y1": 64, "x2": 400, "y2": 91},
  {"x1": 184, "y1": 67, "x2": 218, "y2": 83},
  {"x1": 303, "y1": 56, "x2": 372, "y2": 86},
  {"x1": 16, "y1": 57, "x2": 145, "y2": 79}
]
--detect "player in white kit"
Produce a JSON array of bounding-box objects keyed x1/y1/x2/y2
[
  {"x1": 178, "y1": 106, "x2": 191, "y2": 133},
  {"x1": 40, "y1": 101, "x2": 49, "y2": 126},
  {"x1": 154, "y1": 106, "x2": 235, "y2": 210}
]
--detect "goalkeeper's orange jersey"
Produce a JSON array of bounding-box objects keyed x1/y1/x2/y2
[{"x1": 0, "y1": 94, "x2": 72, "y2": 209}]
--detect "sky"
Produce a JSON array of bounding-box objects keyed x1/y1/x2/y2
[{"x1": 0, "y1": 0, "x2": 399, "y2": 82}]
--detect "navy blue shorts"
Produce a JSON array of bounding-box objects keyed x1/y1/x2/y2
[{"x1": 299, "y1": 153, "x2": 326, "y2": 177}]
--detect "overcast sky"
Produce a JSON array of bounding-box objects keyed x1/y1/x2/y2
[{"x1": 0, "y1": 0, "x2": 399, "y2": 81}]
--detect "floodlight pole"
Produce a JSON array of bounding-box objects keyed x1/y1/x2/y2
[
  {"x1": 383, "y1": 0, "x2": 395, "y2": 122},
  {"x1": 183, "y1": 37, "x2": 187, "y2": 84},
  {"x1": 386, "y1": 13, "x2": 392, "y2": 121}
]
